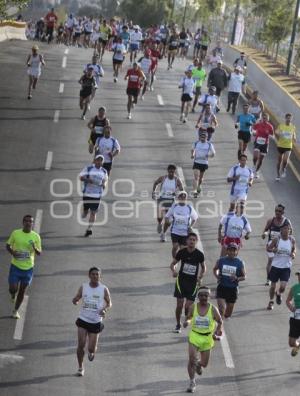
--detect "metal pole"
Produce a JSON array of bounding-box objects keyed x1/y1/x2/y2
[
  {"x1": 286, "y1": 0, "x2": 300, "y2": 75},
  {"x1": 182, "y1": 0, "x2": 188, "y2": 27},
  {"x1": 231, "y1": 0, "x2": 241, "y2": 45}
]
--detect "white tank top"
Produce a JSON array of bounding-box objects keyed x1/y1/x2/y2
[
  {"x1": 272, "y1": 237, "x2": 293, "y2": 269},
  {"x1": 160, "y1": 176, "x2": 177, "y2": 199},
  {"x1": 79, "y1": 282, "x2": 105, "y2": 323},
  {"x1": 29, "y1": 54, "x2": 42, "y2": 71}
]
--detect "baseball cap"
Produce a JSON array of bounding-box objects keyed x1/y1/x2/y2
[
  {"x1": 177, "y1": 190, "x2": 188, "y2": 198},
  {"x1": 227, "y1": 242, "x2": 238, "y2": 250},
  {"x1": 95, "y1": 154, "x2": 104, "y2": 160},
  {"x1": 217, "y1": 60, "x2": 223, "y2": 64}
]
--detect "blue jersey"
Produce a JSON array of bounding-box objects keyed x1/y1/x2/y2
[
  {"x1": 217, "y1": 256, "x2": 245, "y2": 288},
  {"x1": 237, "y1": 113, "x2": 256, "y2": 132}
]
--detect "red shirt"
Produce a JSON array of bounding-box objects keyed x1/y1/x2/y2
[
  {"x1": 45, "y1": 12, "x2": 58, "y2": 28},
  {"x1": 253, "y1": 121, "x2": 274, "y2": 145},
  {"x1": 126, "y1": 69, "x2": 144, "y2": 89},
  {"x1": 150, "y1": 49, "x2": 161, "y2": 70}
]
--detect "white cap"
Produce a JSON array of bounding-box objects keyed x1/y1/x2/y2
[
  {"x1": 177, "y1": 190, "x2": 188, "y2": 198},
  {"x1": 95, "y1": 154, "x2": 104, "y2": 160}
]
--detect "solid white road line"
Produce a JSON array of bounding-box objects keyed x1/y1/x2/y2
[
  {"x1": 64, "y1": 48, "x2": 69, "y2": 55},
  {"x1": 13, "y1": 295, "x2": 29, "y2": 341},
  {"x1": 59, "y1": 82, "x2": 64, "y2": 94},
  {"x1": 177, "y1": 166, "x2": 185, "y2": 188},
  {"x1": 53, "y1": 110, "x2": 60, "y2": 123},
  {"x1": 289, "y1": 160, "x2": 300, "y2": 183},
  {"x1": 157, "y1": 94, "x2": 164, "y2": 106},
  {"x1": 45, "y1": 151, "x2": 53, "y2": 171},
  {"x1": 62, "y1": 56, "x2": 67, "y2": 68},
  {"x1": 34, "y1": 209, "x2": 43, "y2": 234},
  {"x1": 166, "y1": 123, "x2": 174, "y2": 138},
  {"x1": 0, "y1": 353, "x2": 24, "y2": 368}
]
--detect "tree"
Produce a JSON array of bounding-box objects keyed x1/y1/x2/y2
[
  {"x1": 0, "y1": 0, "x2": 28, "y2": 18},
  {"x1": 120, "y1": 0, "x2": 172, "y2": 26}
]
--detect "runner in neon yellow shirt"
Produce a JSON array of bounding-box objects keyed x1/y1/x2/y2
[
  {"x1": 276, "y1": 113, "x2": 297, "y2": 180},
  {"x1": 191, "y1": 59, "x2": 206, "y2": 113},
  {"x1": 6, "y1": 214, "x2": 42, "y2": 319}
]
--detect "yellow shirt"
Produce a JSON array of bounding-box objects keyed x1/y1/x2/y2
[
  {"x1": 7, "y1": 229, "x2": 41, "y2": 270},
  {"x1": 99, "y1": 25, "x2": 112, "y2": 40},
  {"x1": 277, "y1": 123, "x2": 296, "y2": 149}
]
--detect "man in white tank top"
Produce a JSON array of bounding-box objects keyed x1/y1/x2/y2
[
  {"x1": 72, "y1": 267, "x2": 111, "y2": 376},
  {"x1": 267, "y1": 224, "x2": 296, "y2": 310},
  {"x1": 152, "y1": 164, "x2": 184, "y2": 242}
]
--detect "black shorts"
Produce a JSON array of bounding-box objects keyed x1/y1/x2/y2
[
  {"x1": 89, "y1": 132, "x2": 103, "y2": 146},
  {"x1": 171, "y1": 233, "x2": 187, "y2": 246},
  {"x1": 161, "y1": 38, "x2": 167, "y2": 45},
  {"x1": 194, "y1": 43, "x2": 201, "y2": 49},
  {"x1": 254, "y1": 142, "x2": 268, "y2": 154},
  {"x1": 268, "y1": 266, "x2": 291, "y2": 283},
  {"x1": 74, "y1": 32, "x2": 81, "y2": 38},
  {"x1": 201, "y1": 45, "x2": 208, "y2": 51},
  {"x1": 84, "y1": 31, "x2": 92, "y2": 36},
  {"x1": 215, "y1": 87, "x2": 222, "y2": 96},
  {"x1": 289, "y1": 317, "x2": 300, "y2": 339},
  {"x1": 277, "y1": 147, "x2": 291, "y2": 154},
  {"x1": 174, "y1": 277, "x2": 198, "y2": 301},
  {"x1": 181, "y1": 93, "x2": 193, "y2": 102},
  {"x1": 76, "y1": 318, "x2": 104, "y2": 334},
  {"x1": 99, "y1": 38, "x2": 108, "y2": 45},
  {"x1": 126, "y1": 87, "x2": 140, "y2": 98},
  {"x1": 238, "y1": 130, "x2": 251, "y2": 143},
  {"x1": 80, "y1": 89, "x2": 92, "y2": 99},
  {"x1": 193, "y1": 162, "x2": 208, "y2": 172},
  {"x1": 83, "y1": 196, "x2": 101, "y2": 212},
  {"x1": 157, "y1": 198, "x2": 174, "y2": 209},
  {"x1": 216, "y1": 284, "x2": 238, "y2": 304},
  {"x1": 179, "y1": 42, "x2": 185, "y2": 48},
  {"x1": 113, "y1": 58, "x2": 124, "y2": 65},
  {"x1": 103, "y1": 162, "x2": 112, "y2": 175}
]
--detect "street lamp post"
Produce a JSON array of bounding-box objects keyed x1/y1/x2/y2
[{"x1": 286, "y1": 0, "x2": 300, "y2": 75}]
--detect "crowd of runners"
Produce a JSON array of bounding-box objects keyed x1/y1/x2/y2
[{"x1": 4, "y1": 8, "x2": 300, "y2": 394}]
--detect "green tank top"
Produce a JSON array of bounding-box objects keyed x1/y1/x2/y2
[
  {"x1": 191, "y1": 303, "x2": 215, "y2": 334},
  {"x1": 292, "y1": 283, "x2": 300, "y2": 309},
  {"x1": 192, "y1": 68, "x2": 206, "y2": 87}
]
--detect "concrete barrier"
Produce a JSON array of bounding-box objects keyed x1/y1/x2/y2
[
  {"x1": 0, "y1": 21, "x2": 27, "y2": 42},
  {"x1": 223, "y1": 45, "x2": 300, "y2": 161}
]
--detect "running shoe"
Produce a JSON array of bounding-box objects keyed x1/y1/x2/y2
[
  {"x1": 186, "y1": 379, "x2": 196, "y2": 393},
  {"x1": 84, "y1": 229, "x2": 93, "y2": 237},
  {"x1": 265, "y1": 280, "x2": 270, "y2": 286},
  {"x1": 141, "y1": 95, "x2": 144, "y2": 101},
  {"x1": 77, "y1": 368, "x2": 85, "y2": 376},
  {"x1": 173, "y1": 324, "x2": 181, "y2": 333},
  {"x1": 193, "y1": 192, "x2": 198, "y2": 199},
  {"x1": 81, "y1": 114, "x2": 86, "y2": 120},
  {"x1": 275, "y1": 176, "x2": 280, "y2": 182},
  {"x1": 27, "y1": 95, "x2": 32, "y2": 100},
  {"x1": 291, "y1": 345, "x2": 300, "y2": 357},
  {"x1": 127, "y1": 113, "x2": 132, "y2": 119},
  {"x1": 160, "y1": 233, "x2": 166, "y2": 242},
  {"x1": 157, "y1": 223, "x2": 163, "y2": 234},
  {"x1": 281, "y1": 169, "x2": 287, "y2": 178},
  {"x1": 276, "y1": 292, "x2": 282, "y2": 305},
  {"x1": 195, "y1": 360, "x2": 202, "y2": 375},
  {"x1": 255, "y1": 171, "x2": 260, "y2": 179},
  {"x1": 12, "y1": 310, "x2": 20, "y2": 319},
  {"x1": 267, "y1": 301, "x2": 274, "y2": 310},
  {"x1": 88, "y1": 352, "x2": 95, "y2": 361},
  {"x1": 197, "y1": 186, "x2": 201, "y2": 194}
]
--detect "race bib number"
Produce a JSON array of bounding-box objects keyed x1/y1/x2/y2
[
  {"x1": 239, "y1": 176, "x2": 248, "y2": 185},
  {"x1": 171, "y1": 41, "x2": 177, "y2": 47},
  {"x1": 294, "y1": 308, "x2": 300, "y2": 320},
  {"x1": 256, "y1": 137, "x2": 266, "y2": 145},
  {"x1": 15, "y1": 251, "x2": 30, "y2": 260},
  {"x1": 82, "y1": 297, "x2": 98, "y2": 311},
  {"x1": 222, "y1": 264, "x2": 237, "y2": 277},
  {"x1": 95, "y1": 126, "x2": 103, "y2": 133},
  {"x1": 174, "y1": 215, "x2": 187, "y2": 226},
  {"x1": 182, "y1": 263, "x2": 197, "y2": 275},
  {"x1": 195, "y1": 316, "x2": 209, "y2": 328},
  {"x1": 270, "y1": 231, "x2": 280, "y2": 240},
  {"x1": 282, "y1": 131, "x2": 292, "y2": 139}
]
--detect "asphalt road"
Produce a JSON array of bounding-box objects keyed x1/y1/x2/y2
[{"x1": 0, "y1": 40, "x2": 300, "y2": 396}]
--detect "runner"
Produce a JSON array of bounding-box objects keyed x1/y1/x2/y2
[
  {"x1": 152, "y1": 164, "x2": 184, "y2": 241},
  {"x1": 170, "y1": 233, "x2": 206, "y2": 334},
  {"x1": 213, "y1": 243, "x2": 246, "y2": 319},
  {"x1": 149, "y1": 43, "x2": 161, "y2": 91},
  {"x1": 26, "y1": 45, "x2": 45, "y2": 99},
  {"x1": 44, "y1": 7, "x2": 58, "y2": 44},
  {"x1": 195, "y1": 103, "x2": 218, "y2": 141},
  {"x1": 94, "y1": 126, "x2": 121, "y2": 176},
  {"x1": 120, "y1": 25, "x2": 130, "y2": 50},
  {"x1": 84, "y1": 55, "x2": 104, "y2": 100},
  {"x1": 124, "y1": 62, "x2": 145, "y2": 119},
  {"x1": 79, "y1": 155, "x2": 108, "y2": 237},
  {"x1": 98, "y1": 20, "x2": 112, "y2": 61},
  {"x1": 218, "y1": 206, "x2": 251, "y2": 257},
  {"x1": 262, "y1": 204, "x2": 292, "y2": 286},
  {"x1": 227, "y1": 154, "x2": 254, "y2": 211},
  {"x1": 179, "y1": 68, "x2": 196, "y2": 123},
  {"x1": 248, "y1": 90, "x2": 264, "y2": 120},
  {"x1": 191, "y1": 60, "x2": 206, "y2": 113},
  {"x1": 233, "y1": 51, "x2": 247, "y2": 72},
  {"x1": 199, "y1": 30, "x2": 210, "y2": 60},
  {"x1": 207, "y1": 60, "x2": 227, "y2": 108},
  {"x1": 207, "y1": 49, "x2": 222, "y2": 72},
  {"x1": 72, "y1": 267, "x2": 111, "y2": 376},
  {"x1": 163, "y1": 191, "x2": 199, "y2": 258},
  {"x1": 193, "y1": 28, "x2": 202, "y2": 58},
  {"x1": 129, "y1": 26, "x2": 142, "y2": 63},
  {"x1": 159, "y1": 24, "x2": 169, "y2": 57},
  {"x1": 78, "y1": 67, "x2": 97, "y2": 120},
  {"x1": 191, "y1": 131, "x2": 216, "y2": 198},
  {"x1": 198, "y1": 86, "x2": 219, "y2": 114},
  {"x1": 227, "y1": 66, "x2": 245, "y2": 115},
  {"x1": 267, "y1": 224, "x2": 296, "y2": 310},
  {"x1": 275, "y1": 113, "x2": 297, "y2": 181},
  {"x1": 235, "y1": 103, "x2": 256, "y2": 158},
  {"x1": 73, "y1": 18, "x2": 83, "y2": 47},
  {"x1": 6, "y1": 215, "x2": 42, "y2": 319},
  {"x1": 179, "y1": 27, "x2": 188, "y2": 59},
  {"x1": 286, "y1": 271, "x2": 300, "y2": 356},
  {"x1": 112, "y1": 37, "x2": 126, "y2": 82},
  {"x1": 83, "y1": 17, "x2": 94, "y2": 48},
  {"x1": 65, "y1": 14, "x2": 75, "y2": 46},
  {"x1": 183, "y1": 286, "x2": 223, "y2": 393},
  {"x1": 252, "y1": 112, "x2": 274, "y2": 178},
  {"x1": 87, "y1": 107, "x2": 110, "y2": 154},
  {"x1": 138, "y1": 50, "x2": 152, "y2": 100},
  {"x1": 167, "y1": 30, "x2": 179, "y2": 69}
]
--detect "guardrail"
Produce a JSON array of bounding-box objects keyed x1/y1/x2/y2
[{"x1": 0, "y1": 21, "x2": 27, "y2": 42}]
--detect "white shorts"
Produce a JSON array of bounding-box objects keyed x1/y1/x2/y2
[
  {"x1": 230, "y1": 191, "x2": 247, "y2": 203},
  {"x1": 27, "y1": 68, "x2": 41, "y2": 78}
]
